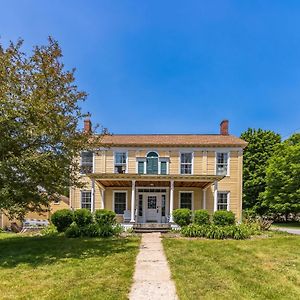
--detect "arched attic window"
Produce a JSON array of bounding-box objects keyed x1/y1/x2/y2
[{"x1": 146, "y1": 152, "x2": 159, "y2": 174}]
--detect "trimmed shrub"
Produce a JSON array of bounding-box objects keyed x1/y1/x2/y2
[
  {"x1": 194, "y1": 210, "x2": 210, "y2": 225},
  {"x1": 213, "y1": 210, "x2": 235, "y2": 226},
  {"x1": 173, "y1": 209, "x2": 192, "y2": 227},
  {"x1": 94, "y1": 209, "x2": 116, "y2": 226},
  {"x1": 51, "y1": 209, "x2": 74, "y2": 232},
  {"x1": 81, "y1": 223, "x2": 101, "y2": 237},
  {"x1": 181, "y1": 224, "x2": 251, "y2": 240},
  {"x1": 41, "y1": 224, "x2": 58, "y2": 236},
  {"x1": 74, "y1": 209, "x2": 93, "y2": 228},
  {"x1": 65, "y1": 222, "x2": 81, "y2": 238}
]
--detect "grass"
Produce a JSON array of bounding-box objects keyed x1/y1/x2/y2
[
  {"x1": 272, "y1": 222, "x2": 300, "y2": 229},
  {"x1": 163, "y1": 232, "x2": 300, "y2": 300},
  {"x1": 0, "y1": 233, "x2": 140, "y2": 300}
]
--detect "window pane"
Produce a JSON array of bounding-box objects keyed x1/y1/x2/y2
[
  {"x1": 181, "y1": 153, "x2": 192, "y2": 163},
  {"x1": 114, "y1": 192, "x2": 126, "y2": 214},
  {"x1": 180, "y1": 192, "x2": 192, "y2": 209},
  {"x1": 147, "y1": 157, "x2": 158, "y2": 174},
  {"x1": 148, "y1": 196, "x2": 157, "y2": 209},
  {"x1": 217, "y1": 192, "x2": 228, "y2": 210},
  {"x1": 81, "y1": 191, "x2": 91, "y2": 210},
  {"x1": 216, "y1": 153, "x2": 228, "y2": 175},
  {"x1": 115, "y1": 152, "x2": 126, "y2": 164},
  {"x1": 80, "y1": 151, "x2": 93, "y2": 174},
  {"x1": 160, "y1": 161, "x2": 167, "y2": 174},
  {"x1": 138, "y1": 161, "x2": 144, "y2": 174}
]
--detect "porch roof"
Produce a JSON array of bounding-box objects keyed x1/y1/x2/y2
[{"x1": 88, "y1": 173, "x2": 225, "y2": 188}]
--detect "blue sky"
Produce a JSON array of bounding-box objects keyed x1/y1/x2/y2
[{"x1": 1, "y1": 1, "x2": 300, "y2": 137}]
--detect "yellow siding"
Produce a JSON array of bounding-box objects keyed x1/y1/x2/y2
[
  {"x1": 207, "y1": 151, "x2": 215, "y2": 175},
  {"x1": 105, "y1": 150, "x2": 114, "y2": 173},
  {"x1": 193, "y1": 151, "x2": 202, "y2": 175},
  {"x1": 169, "y1": 151, "x2": 179, "y2": 174},
  {"x1": 128, "y1": 150, "x2": 136, "y2": 173}
]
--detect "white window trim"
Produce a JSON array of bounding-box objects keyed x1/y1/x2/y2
[
  {"x1": 179, "y1": 191, "x2": 194, "y2": 210},
  {"x1": 80, "y1": 190, "x2": 92, "y2": 211},
  {"x1": 179, "y1": 152, "x2": 194, "y2": 175},
  {"x1": 215, "y1": 151, "x2": 230, "y2": 176},
  {"x1": 159, "y1": 158, "x2": 169, "y2": 175},
  {"x1": 80, "y1": 151, "x2": 94, "y2": 175},
  {"x1": 113, "y1": 190, "x2": 128, "y2": 215},
  {"x1": 136, "y1": 158, "x2": 146, "y2": 174},
  {"x1": 113, "y1": 150, "x2": 128, "y2": 174},
  {"x1": 217, "y1": 191, "x2": 230, "y2": 211}
]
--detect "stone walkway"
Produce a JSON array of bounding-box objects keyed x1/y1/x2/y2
[
  {"x1": 275, "y1": 227, "x2": 300, "y2": 235},
  {"x1": 129, "y1": 232, "x2": 178, "y2": 300}
]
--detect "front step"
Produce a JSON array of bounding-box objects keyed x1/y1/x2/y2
[{"x1": 133, "y1": 223, "x2": 171, "y2": 233}]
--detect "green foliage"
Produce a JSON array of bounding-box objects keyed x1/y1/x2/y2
[
  {"x1": 261, "y1": 133, "x2": 300, "y2": 218},
  {"x1": 40, "y1": 224, "x2": 58, "y2": 236},
  {"x1": 81, "y1": 223, "x2": 101, "y2": 237},
  {"x1": 65, "y1": 222, "x2": 81, "y2": 238},
  {"x1": 194, "y1": 210, "x2": 210, "y2": 225},
  {"x1": 51, "y1": 209, "x2": 74, "y2": 232},
  {"x1": 181, "y1": 224, "x2": 252, "y2": 240},
  {"x1": 213, "y1": 210, "x2": 235, "y2": 226},
  {"x1": 0, "y1": 38, "x2": 105, "y2": 219},
  {"x1": 94, "y1": 209, "x2": 116, "y2": 226},
  {"x1": 73, "y1": 209, "x2": 93, "y2": 228},
  {"x1": 240, "y1": 129, "x2": 281, "y2": 211},
  {"x1": 173, "y1": 209, "x2": 192, "y2": 227}
]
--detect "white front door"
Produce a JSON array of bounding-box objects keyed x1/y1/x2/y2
[{"x1": 146, "y1": 194, "x2": 161, "y2": 222}]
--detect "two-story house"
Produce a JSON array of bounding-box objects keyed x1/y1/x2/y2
[{"x1": 70, "y1": 119, "x2": 247, "y2": 226}]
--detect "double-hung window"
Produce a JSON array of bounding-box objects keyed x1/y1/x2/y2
[
  {"x1": 80, "y1": 151, "x2": 93, "y2": 174},
  {"x1": 180, "y1": 192, "x2": 193, "y2": 210},
  {"x1": 114, "y1": 192, "x2": 127, "y2": 214},
  {"x1": 216, "y1": 152, "x2": 229, "y2": 175},
  {"x1": 217, "y1": 192, "x2": 229, "y2": 210},
  {"x1": 137, "y1": 160, "x2": 146, "y2": 174},
  {"x1": 180, "y1": 153, "x2": 193, "y2": 174},
  {"x1": 114, "y1": 152, "x2": 127, "y2": 173},
  {"x1": 160, "y1": 160, "x2": 167, "y2": 175},
  {"x1": 81, "y1": 191, "x2": 92, "y2": 210}
]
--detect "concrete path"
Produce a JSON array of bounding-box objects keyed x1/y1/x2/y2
[
  {"x1": 275, "y1": 227, "x2": 300, "y2": 235},
  {"x1": 129, "y1": 232, "x2": 178, "y2": 300}
]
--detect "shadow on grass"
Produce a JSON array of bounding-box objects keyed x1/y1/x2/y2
[{"x1": 0, "y1": 234, "x2": 138, "y2": 268}]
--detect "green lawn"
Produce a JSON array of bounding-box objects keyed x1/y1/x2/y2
[
  {"x1": 0, "y1": 233, "x2": 140, "y2": 300},
  {"x1": 163, "y1": 232, "x2": 300, "y2": 300}
]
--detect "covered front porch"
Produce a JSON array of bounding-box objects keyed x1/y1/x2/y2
[{"x1": 88, "y1": 173, "x2": 224, "y2": 225}]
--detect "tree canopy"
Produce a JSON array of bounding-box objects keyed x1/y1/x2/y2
[
  {"x1": 261, "y1": 133, "x2": 300, "y2": 219},
  {"x1": 0, "y1": 38, "x2": 97, "y2": 218},
  {"x1": 240, "y1": 128, "x2": 281, "y2": 211}
]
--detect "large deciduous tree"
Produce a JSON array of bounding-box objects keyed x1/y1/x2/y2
[
  {"x1": 240, "y1": 129, "x2": 281, "y2": 212},
  {"x1": 0, "y1": 38, "x2": 96, "y2": 218},
  {"x1": 261, "y1": 133, "x2": 300, "y2": 219}
]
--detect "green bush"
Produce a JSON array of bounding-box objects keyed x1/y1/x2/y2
[
  {"x1": 65, "y1": 222, "x2": 81, "y2": 238},
  {"x1": 213, "y1": 210, "x2": 235, "y2": 226},
  {"x1": 81, "y1": 223, "x2": 101, "y2": 237},
  {"x1": 51, "y1": 209, "x2": 74, "y2": 232},
  {"x1": 173, "y1": 209, "x2": 192, "y2": 227},
  {"x1": 94, "y1": 209, "x2": 116, "y2": 226},
  {"x1": 41, "y1": 224, "x2": 58, "y2": 236},
  {"x1": 194, "y1": 210, "x2": 210, "y2": 225},
  {"x1": 74, "y1": 209, "x2": 93, "y2": 228},
  {"x1": 181, "y1": 224, "x2": 251, "y2": 240}
]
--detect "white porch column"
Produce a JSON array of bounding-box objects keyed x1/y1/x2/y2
[
  {"x1": 91, "y1": 178, "x2": 95, "y2": 212},
  {"x1": 213, "y1": 181, "x2": 218, "y2": 212},
  {"x1": 203, "y1": 188, "x2": 207, "y2": 210},
  {"x1": 169, "y1": 180, "x2": 174, "y2": 223},
  {"x1": 130, "y1": 180, "x2": 136, "y2": 223},
  {"x1": 100, "y1": 189, "x2": 105, "y2": 209}
]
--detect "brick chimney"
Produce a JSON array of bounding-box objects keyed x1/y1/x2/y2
[
  {"x1": 84, "y1": 113, "x2": 92, "y2": 134},
  {"x1": 220, "y1": 120, "x2": 229, "y2": 135}
]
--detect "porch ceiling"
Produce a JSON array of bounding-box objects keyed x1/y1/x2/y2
[{"x1": 89, "y1": 173, "x2": 224, "y2": 188}]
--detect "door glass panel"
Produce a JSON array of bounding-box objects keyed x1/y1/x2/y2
[
  {"x1": 161, "y1": 195, "x2": 166, "y2": 217},
  {"x1": 148, "y1": 196, "x2": 157, "y2": 209},
  {"x1": 138, "y1": 194, "x2": 143, "y2": 216}
]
